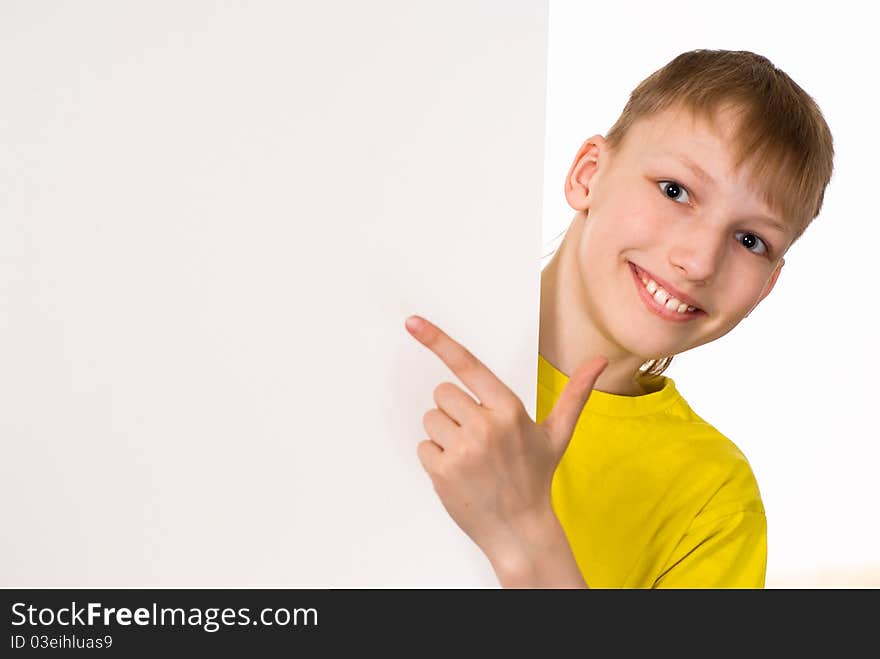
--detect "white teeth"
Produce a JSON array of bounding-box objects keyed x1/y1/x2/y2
[{"x1": 639, "y1": 272, "x2": 698, "y2": 314}]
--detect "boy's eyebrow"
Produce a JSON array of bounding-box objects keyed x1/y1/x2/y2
[
  {"x1": 750, "y1": 213, "x2": 791, "y2": 235},
  {"x1": 675, "y1": 155, "x2": 715, "y2": 187}
]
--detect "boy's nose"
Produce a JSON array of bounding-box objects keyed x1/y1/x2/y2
[{"x1": 667, "y1": 224, "x2": 725, "y2": 285}]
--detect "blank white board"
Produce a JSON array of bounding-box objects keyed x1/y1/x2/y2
[{"x1": 0, "y1": 1, "x2": 549, "y2": 587}]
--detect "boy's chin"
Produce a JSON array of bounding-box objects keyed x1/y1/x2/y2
[{"x1": 619, "y1": 334, "x2": 689, "y2": 365}]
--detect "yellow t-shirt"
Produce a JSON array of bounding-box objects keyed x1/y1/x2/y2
[{"x1": 537, "y1": 354, "x2": 766, "y2": 588}]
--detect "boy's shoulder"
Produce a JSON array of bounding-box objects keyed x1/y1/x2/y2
[
  {"x1": 539, "y1": 358, "x2": 762, "y2": 509},
  {"x1": 655, "y1": 383, "x2": 764, "y2": 517},
  {"x1": 666, "y1": 385, "x2": 752, "y2": 460}
]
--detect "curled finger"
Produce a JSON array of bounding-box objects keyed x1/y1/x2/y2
[{"x1": 422, "y1": 407, "x2": 459, "y2": 451}]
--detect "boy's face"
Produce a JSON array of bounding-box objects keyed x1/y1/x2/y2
[{"x1": 564, "y1": 104, "x2": 790, "y2": 362}]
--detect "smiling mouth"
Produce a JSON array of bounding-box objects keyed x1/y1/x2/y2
[{"x1": 628, "y1": 262, "x2": 705, "y2": 323}]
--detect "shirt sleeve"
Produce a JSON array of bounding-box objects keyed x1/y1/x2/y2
[{"x1": 653, "y1": 510, "x2": 767, "y2": 588}]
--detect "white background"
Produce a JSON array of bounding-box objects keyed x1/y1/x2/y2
[
  {"x1": 0, "y1": 1, "x2": 548, "y2": 587},
  {"x1": 543, "y1": 0, "x2": 879, "y2": 586}
]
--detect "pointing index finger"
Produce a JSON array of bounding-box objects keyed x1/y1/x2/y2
[{"x1": 405, "y1": 315, "x2": 511, "y2": 409}]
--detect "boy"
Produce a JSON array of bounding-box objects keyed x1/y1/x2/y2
[{"x1": 405, "y1": 50, "x2": 834, "y2": 587}]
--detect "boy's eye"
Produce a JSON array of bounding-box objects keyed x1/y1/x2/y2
[
  {"x1": 658, "y1": 180, "x2": 690, "y2": 204},
  {"x1": 735, "y1": 231, "x2": 769, "y2": 256}
]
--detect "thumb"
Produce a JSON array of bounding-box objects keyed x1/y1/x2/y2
[{"x1": 541, "y1": 356, "x2": 609, "y2": 457}]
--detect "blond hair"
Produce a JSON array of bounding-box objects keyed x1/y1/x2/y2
[{"x1": 580, "y1": 50, "x2": 834, "y2": 381}]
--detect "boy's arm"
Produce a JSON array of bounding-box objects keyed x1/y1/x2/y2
[
  {"x1": 489, "y1": 507, "x2": 588, "y2": 588},
  {"x1": 654, "y1": 509, "x2": 766, "y2": 588}
]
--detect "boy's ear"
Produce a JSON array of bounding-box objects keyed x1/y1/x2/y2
[
  {"x1": 564, "y1": 135, "x2": 606, "y2": 211},
  {"x1": 747, "y1": 258, "x2": 785, "y2": 316}
]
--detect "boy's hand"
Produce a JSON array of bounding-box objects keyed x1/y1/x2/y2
[{"x1": 405, "y1": 314, "x2": 608, "y2": 579}]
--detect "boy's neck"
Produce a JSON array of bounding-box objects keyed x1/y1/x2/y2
[{"x1": 539, "y1": 214, "x2": 656, "y2": 397}]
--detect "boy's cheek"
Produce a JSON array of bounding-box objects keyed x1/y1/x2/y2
[{"x1": 609, "y1": 203, "x2": 668, "y2": 244}]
